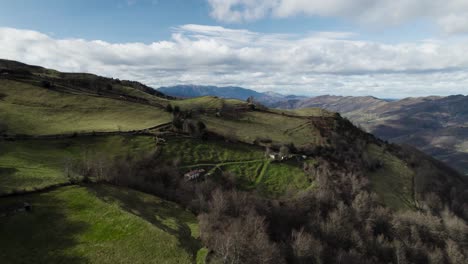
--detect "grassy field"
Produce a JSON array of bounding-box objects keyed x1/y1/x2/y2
[
  {"x1": 366, "y1": 144, "x2": 417, "y2": 210},
  {"x1": 0, "y1": 135, "x2": 157, "y2": 195},
  {"x1": 0, "y1": 80, "x2": 171, "y2": 135},
  {"x1": 260, "y1": 162, "x2": 310, "y2": 195},
  {"x1": 0, "y1": 185, "x2": 201, "y2": 264},
  {"x1": 278, "y1": 108, "x2": 335, "y2": 117},
  {"x1": 159, "y1": 138, "x2": 310, "y2": 196},
  {"x1": 171, "y1": 96, "x2": 245, "y2": 112},
  {"x1": 200, "y1": 111, "x2": 322, "y2": 146},
  {"x1": 159, "y1": 138, "x2": 265, "y2": 164}
]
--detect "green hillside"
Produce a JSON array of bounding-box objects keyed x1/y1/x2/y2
[
  {"x1": 0, "y1": 135, "x2": 156, "y2": 195},
  {"x1": 1, "y1": 60, "x2": 465, "y2": 209},
  {"x1": 0, "y1": 185, "x2": 200, "y2": 264},
  {"x1": 158, "y1": 138, "x2": 310, "y2": 196},
  {"x1": 1, "y1": 60, "x2": 467, "y2": 263},
  {"x1": 0, "y1": 79, "x2": 171, "y2": 135}
]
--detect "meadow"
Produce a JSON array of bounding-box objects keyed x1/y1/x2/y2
[
  {"x1": 0, "y1": 185, "x2": 201, "y2": 264},
  {"x1": 0, "y1": 135, "x2": 156, "y2": 195},
  {"x1": 0, "y1": 80, "x2": 171, "y2": 135},
  {"x1": 159, "y1": 138, "x2": 311, "y2": 196}
]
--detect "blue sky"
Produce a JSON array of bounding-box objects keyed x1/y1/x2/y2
[
  {"x1": 1, "y1": 0, "x2": 468, "y2": 97},
  {"x1": 0, "y1": 0, "x2": 433, "y2": 43}
]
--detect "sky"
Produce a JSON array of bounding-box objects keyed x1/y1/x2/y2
[{"x1": 1, "y1": 0, "x2": 468, "y2": 98}]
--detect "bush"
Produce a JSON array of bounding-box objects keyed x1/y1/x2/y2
[{"x1": 41, "y1": 80, "x2": 52, "y2": 88}]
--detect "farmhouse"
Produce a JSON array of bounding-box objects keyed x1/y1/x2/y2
[
  {"x1": 184, "y1": 169, "x2": 205, "y2": 181},
  {"x1": 268, "y1": 153, "x2": 286, "y2": 161}
]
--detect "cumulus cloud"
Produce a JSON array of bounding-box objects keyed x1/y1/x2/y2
[
  {"x1": 0, "y1": 25, "x2": 468, "y2": 98},
  {"x1": 207, "y1": 0, "x2": 468, "y2": 34}
]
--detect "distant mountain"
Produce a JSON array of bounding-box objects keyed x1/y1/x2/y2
[
  {"x1": 275, "y1": 94, "x2": 468, "y2": 175},
  {"x1": 157, "y1": 85, "x2": 306, "y2": 105},
  {"x1": 271, "y1": 95, "x2": 389, "y2": 112}
]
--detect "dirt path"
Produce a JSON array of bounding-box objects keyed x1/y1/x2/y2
[{"x1": 180, "y1": 159, "x2": 270, "y2": 183}]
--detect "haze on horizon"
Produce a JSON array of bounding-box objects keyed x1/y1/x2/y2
[{"x1": 1, "y1": 0, "x2": 468, "y2": 98}]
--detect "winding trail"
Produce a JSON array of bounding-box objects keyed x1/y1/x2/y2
[{"x1": 180, "y1": 159, "x2": 270, "y2": 183}]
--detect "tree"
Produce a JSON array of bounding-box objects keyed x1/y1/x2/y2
[
  {"x1": 196, "y1": 121, "x2": 207, "y2": 138},
  {"x1": 41, "y1": 80, "x2": 52, "y2": 88},
  {"x1": 291, "y1": 228, "x2": 322, "y2": 264},
  {"x1": 279, "y1": 145, "x2": 290, "y2": 157},
  {"x1": 172, "y1": 110, "x2": 184, "y2": 130},
  {"x1": 182, "y1": 120, "x2": 196, "y2": 135},
  {"x1": 219, "y1": 102, "x2": 239, "y2": 119},
  {"x1": 199, "y1": 190, "x2": 285, "y2": 264},
  {"x1": 166, "y1": 104, "x2": 173, "y2": 113}
]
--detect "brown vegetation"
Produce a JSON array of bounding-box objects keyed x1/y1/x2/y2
[{"x1": 67, "y1": 145, "x2": 467, "y2": 264}]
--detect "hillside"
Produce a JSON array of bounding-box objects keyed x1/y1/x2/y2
[
  {"x1": 276, "y1": 94, "x2": 468, "y2": 175},
  {"x1": 1, "y1": 60, "x2": 467, "y2": 263},
  {"x1": 1, "y1": 59, "x2": 465, "y2": 210},
  {"x1": 272, "y1": 95, "x2": 389, "y2": 113},
  {"x1": 0, "y1": 185, "x2": 201, "y2": 264}
]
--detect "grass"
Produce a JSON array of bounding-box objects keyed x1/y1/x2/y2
[
  {"x1": 159, "y1": 138, "x2": 311, "y2": 196},
  {"x1": 200, "y1": 111, "x2": 322, "y2": 146},
  {"x1": 196, "y1": 248, "x2": 209, "y2": 264},
  {"x1": 366, "y1": 144, "x2": 417, "y2": 210},
  {"x1": 277, "y1": 108, "x2": 335, "y2": 117},
  {"x1": 222, "y1": 161, "x2": 265, "y2": 183},
  {"x1": 259, "y1": 161, "x2": 310, "y2": 195},
  {"x1": 0, "y1": 135, "x2": 157, "y2": 195},
  {"x1": 159, "y1": 138, "x2": 265, "y2": 165},
  {"x1": 171, "y1": 96, "x2": 245, "y2": 112},
  {"x1": 0, "y1": 185, "x2": 200, "y2": 264},
  {"x1": 0, "y1": 80, "x2": 171, "y2": 135}
]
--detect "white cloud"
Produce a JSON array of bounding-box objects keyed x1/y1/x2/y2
[
  {"x1": 207, "y1": 0, "x2": 468, "y2": 34},
  {"x1": 1, "y1": 25, "x2": 468, "y2": 98}
]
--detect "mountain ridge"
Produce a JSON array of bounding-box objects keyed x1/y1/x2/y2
[
  {"x1": 156, "y1": 84, "x2": 468, "y2": 175},
  {"x1": 158, "y1": 84, "x2": 307, "y2": 105}
]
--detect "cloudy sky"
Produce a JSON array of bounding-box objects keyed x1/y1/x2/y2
[{"x1": 1, "y1": 0, "x2": 468, "y2": 98}]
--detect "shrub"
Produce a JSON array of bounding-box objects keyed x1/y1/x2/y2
[{"x1": 41, "y1": 80, "x2": 52, "y2": 88}]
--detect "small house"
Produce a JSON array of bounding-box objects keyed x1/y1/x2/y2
[
  {"x1": 268, "y1": 153, "x2": 286, "y2": 161},
  {"x1": 184, "y1": 169, "x2": 205, "y2": 181}
]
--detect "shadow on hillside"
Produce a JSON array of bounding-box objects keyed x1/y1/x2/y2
[
  {"x1": 0, "y1": 191, "x2": 89, "y2": 263},
  {"x1": 0, "y1": 167, "x2": 19, "y2": 194},
  {"x1": 371, "y1": 124, "x2": 468, "y2": 176},
  {"x1": 423, "y1": 146, "x2": 468, "y2": 176},
  {"x1": 88, "y1": 184, "x2": 201, "y2": 260}
]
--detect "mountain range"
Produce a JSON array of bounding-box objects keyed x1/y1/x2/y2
[{"x1": 158, "y1": 85, "x2": 307, "y2": 105}]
